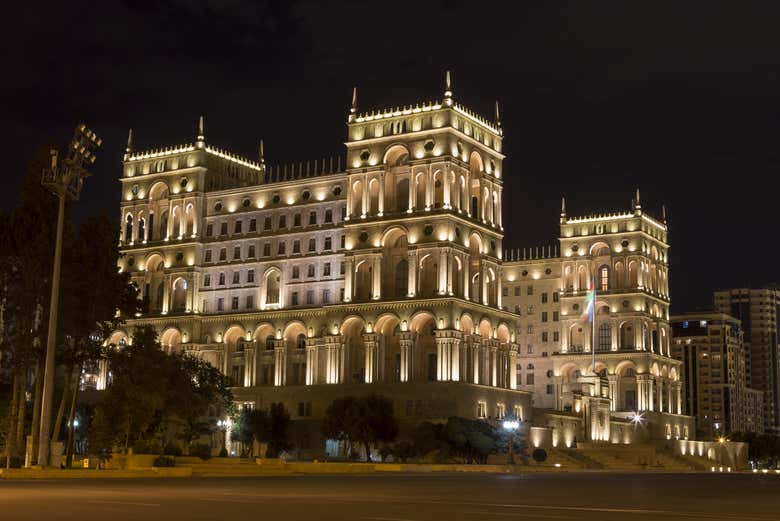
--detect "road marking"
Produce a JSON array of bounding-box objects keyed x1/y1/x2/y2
[{"x1": 87, "y1": 500, "x2": 160, "y2": 507}]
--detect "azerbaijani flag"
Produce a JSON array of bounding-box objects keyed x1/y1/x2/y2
[{"x1": 581, "y1": 278, "x2": 595, "y2": 322}]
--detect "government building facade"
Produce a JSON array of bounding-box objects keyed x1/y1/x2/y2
[{"x1": 110, "y1": 76, "x2": 694, "y2": 455}]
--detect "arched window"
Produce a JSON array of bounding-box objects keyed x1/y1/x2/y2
[
  {"x1": 395, "y1": 259, "x2": 408, "y2": 297},
  {"x1": 599, "y1": 265, "x2": 609, "y2": 291},
  {"x1": 265, "y1": 335, "x2": 275, "y2": 350},
  {"x1": 265, "y1": 271, "x2": 280, "y2": 305},
  {"x1": 296, "y1": 333, "x2": 306, "y2": 350},
  {"x1": 138, "y1": 217, "x2": 146, "y2": 242},
  {"x1": 125, "y1": 214, "x2": 133, "y2": 242},
  {"x1": 598, "y1": 323, "x2": 611, "y2": 351}
]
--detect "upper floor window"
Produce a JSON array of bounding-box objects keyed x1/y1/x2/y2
[
  {"x1": 249, "y1": 218, "x2": 257, "y2": 232},
  {"x1": 234, "y1": 220, "x2": 242, "y2": 234},
  {"x1": 600, "y1": 265, "x2": 609, "y2": 291},
  {"x1": 278, "y1": 241, "x2": 286, "y2": 255},
  {"x1": 204, "y1": 250, "x2": 212, "y2": 263},
  {"x1": 263, "y1": 243, "x2": 271, "y2": 257},
  {"x1": 220, "y1": 222, "x2": 228, "y2": 236},
  {"x1": 279, "y1": 215, "x2": 287, "y2": 229},
  {"x1": 248, "y1": 245, "x2": 256, "y2": 258},
  {"x1": 307, "y1": 264, "x2": 315, "y2": 278},
  {"x1": 206, "y1": 223, "x2": 213, "y2": 237},
  {"x1": 293, "y1": 213, "x2": 301, "y2": 227},
  {"x1": 309, "y1": 211, "x2": 317, "y2": 225},
  {"x1": 264, "y1": 217, "x2": 272, "y2": 230},
  {"x1": 293, "y1": 240, "x2": 301, "y2": 254},
  {"x1": 324, "y1": 237, "x2": 332, "y2": 250},
  {"x1": 325, "y1": 209, "x2": 333, "y2": 223},
  {"x1": 308, "y1": 238, "x2": 316, "y2": 252},
  {"x1": 247, "y1": 269, "x2": 255, "y2": 283},
  {"x1": 219, "y1": 248, "x2": 227, "y2": 261},
  {"x1": 233, "y1": 246, "x2": 241, "y2": 260}
]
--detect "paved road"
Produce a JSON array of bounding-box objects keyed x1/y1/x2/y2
[{"x1": 1, "y1": 472, "x2": 778, "y2": 521}]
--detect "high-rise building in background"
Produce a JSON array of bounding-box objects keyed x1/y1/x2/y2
[
  {"x1": 714, "y1": 287, "x2": 780, "y2": 434},
  {"x1": 670, "y1": 313, "x2": 764, "y2": 437}
]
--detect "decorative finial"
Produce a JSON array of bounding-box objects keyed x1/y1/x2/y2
[
  {"x1": 560, "y1": 196, "x2": 567, "y2": 224},
  {"x1": 124, "y1": 128, "x2": 133, "y2": 160},
  {"x1": 444, "y1": 70, "x2": 453, "y2": 106},
  {"x1": 495, "y1": 100, "x2": 501, "y2": 127},
  {"x1": 662, "y1": 204, "x2": 667, "y2": 223},
  {"x1": 196, "y1": 115, "x2": 205, "y2": 148},
  {"x1": 635, "y1": 188, "x2": 641, "y2": 206},
  {"x1": 348, "y1": 86, "x2": 358, "y2": 122},
  {"x1": 259, "y1": 139, "x2": 265, "y2": 170}
]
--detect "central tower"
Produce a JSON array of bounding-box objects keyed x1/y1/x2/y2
[{"x1": 342, "y1": 72, "x2": 506, "y2": 307}]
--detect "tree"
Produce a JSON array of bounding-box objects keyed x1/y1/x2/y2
[
  {"x1": 232, "y1": 403, "x2": 292, "y2": 458},
  {"x1": 322, "y1": 394, "x2": 398, "y2": 461},
  {"x1": 88, "y1": 326, "x2": 232, "y2": 456}
]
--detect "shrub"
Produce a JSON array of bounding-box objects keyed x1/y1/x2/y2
[
  {"x1": 189, "y1": 442, "x2": 212, "y2": 461},
  {"x1": 153, "y1": 455, "x2": 175, "y2": 467},
  {"x1": 218, "y1": 447, "x2": 228, "y2": 458},
  {"x1": 132, "y1": 439, "x2": 162, "y2": 455},
  {"x1": 163, "y1": 441, "x2": 183, "y2": 456}
]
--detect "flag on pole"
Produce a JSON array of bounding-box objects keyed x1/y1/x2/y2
[{"x1": 581, "y1": 278, "x2": 596, "y2": 322}]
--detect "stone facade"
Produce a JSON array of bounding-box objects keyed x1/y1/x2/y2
[{"x1": 107, "y1": 77, "x2": 695, "y2": 452}]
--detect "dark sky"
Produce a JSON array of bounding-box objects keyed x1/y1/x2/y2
[{"x1": 3, "y1": 1, "x2": 779, "y2": 313}]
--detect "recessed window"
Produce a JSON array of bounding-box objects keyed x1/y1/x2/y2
[
  {"x1": 424, "y1": 139, "x2": 435, "y2": 152},
  {"x1": 180, "y1": 177, "x2": 188, "y2": 188},
  {"x1": 214, "y1": 202, "x2": 223, "y2": 212},
  {"x1": 272, "y1": 194, "x2": 281, "y2": 204},
  {"x1": 301, "y1": 190, "x2": 311, "y2": 201},
  {"x1": 359, "y1": 150, "x2": 370, "y2": 161},
  {"x1": 333, "y1": 186, "x2": 342, "y2": 196},
  {"x1": 242, "y1": 198, "x2": 250, "y2": 207}
]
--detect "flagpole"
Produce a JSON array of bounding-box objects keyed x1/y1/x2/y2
[{"x1": 591, "y1": 276, "x2": 596, "y2": 375}]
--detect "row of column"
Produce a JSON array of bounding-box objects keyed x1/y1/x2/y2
[
  {"x1": 225, "y1": 331, "x2": 519, "y2": 390},
  {"x1": 345, "y1": 168, "x2": 501, "y2": 227},
  {"x1": 122, "y1": 198, "x2": 200, "y2": 244}
]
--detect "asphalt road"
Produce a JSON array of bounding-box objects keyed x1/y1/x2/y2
[{"x1": 1, "y1": 472, "x2": 779, "y2": 521}]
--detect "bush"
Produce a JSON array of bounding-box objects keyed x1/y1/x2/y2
[
  {"x1": 153, "y1": 455, "x2": 175, "y2": 467},
  {"x1": 163, "y1": 441, "x2": 183, "y2": 456},
  {"x1": 189, "y1": 442, "x2": 212, "y2": 461},
  {"x1": 132, "y1": 439, "x2": 162, "y2": 455},
  {"x1": 218, "y1": 447, "x2": 228, "y2": 458}
]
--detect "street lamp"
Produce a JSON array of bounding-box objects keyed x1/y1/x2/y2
[
  {"x1": 37, "y1": 124, "x2": 101, "y2": 467},
  {"x1": 503, "y1": 419, "x2": 520, "y2": 465}
]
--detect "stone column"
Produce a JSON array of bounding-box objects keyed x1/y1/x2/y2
[
  {"x1": 490, "y1": 342, "x2": 498, "y2": 387},
  {"x1": 372, "y1": 255, "x2": 381, "y2": 300},
  {"x1": 636, "y1": 374, "x2": 649, "y2": 411},
  {"x1": 471, "y1": 338, "x2": 481, "y2": 384},
  {"x1": 162, "y1": 274, "x2": 171, "y2": 314},
  {"x1": 607, "y1": 374, "x2": 618, "y2": 411},
  {"x1": 324, "y1": 335, "x2": 343, "y2": 384},
  {"x1": 273, "y1": 339, "x2": 286, "y2": 386},
  {"x1": 344, "y1": 256, "x2": 355, "y2": 302},
  {"x1": 363, "y1": 333, "x2": 379, "y2": 383},
  {"x1": 667, "y1": 379, "x2": 673, "y2": 414},
  {"x1": 447, "y1": 251, "x2": 454, "y2": 295},
  {"x1": 361, "y1": 173, "x2": 368, "y2": 217},
  {"x1": 434, "y1": 330, "x2": 451, "y2": 381},
  {"x1": 425, "y1": 166, "x2": 433, "y2": 210},
  {"x1": 410, "y1": 172, "x2": 417, "y2": 211},
  {"x1": 674, "y1": 381, "x2": 683, "y2": 414},
  {"x1": 508, "y1": 348, "x2": 518, "y2": 390},
  {"x1": 407, "y1": 250, "x2": 417, "y2": 297},
  {"x1": 243, "y1": 347, "x2": 254, "y2": 387},
  {"x1": 463, "y1": 257, "x2": 470, "y2": 300},
  {"x1": 656, "y1": 377, "x2": 663, "y2": 413},
  {"x1": 305, "y1": 338, "x2": 319, "y2": 385},
  {"x1": 497, "y1": 265, "x2": 503, "y2": 309},
  {"x1": 497, "y1": 186, "x2": 503, "y2": 227},
  {"x1": 481, "y1": 261, "x2": 488, "y2": 305},
  {"x1": 399, "y1": 332, "x2": 414, "y2": 383},
  {"x1": 438, "y1": 249, "x2": 448, "y2": 295},
  {"x1": 346, "y1": 179, "x2": 353, "y2": 219},
  {"x1": 378, "y1": 172, "x2": 385, "y2": 216}
]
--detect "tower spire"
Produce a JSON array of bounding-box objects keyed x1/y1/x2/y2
[
  {"x1": 348, "y1": 86, "x2": 358, "y2": 123},
  {"x1": 196, "y1": 115, "x2": 205, "y2": 148},
  {"x1": 259, "y1": 139, "x2": 265, "y2": 173},
  {"x1": 124, "y1": 128, "x2": 133, "y2": 160},
  {"x1": 662, "y1": 204, "x2": 667, "y2": 223},
  {"x1": 633, "y1": 188, "x2": 642, "y2": 215},
  {"x1": 444, "y1": 69, "x2": 453, "y2": 106},
  {"x1": 495, "y1": 100, "x2": 501, "y2": 131},
  {"x1": 560, "y1": 196, "x2": 567, "y2": 224}
]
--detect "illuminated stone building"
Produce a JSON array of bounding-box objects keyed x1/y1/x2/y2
[
  {"x1": 502, "y1": 197, "x2": 694, "y2": 445},
  {"x1": 714, "y1": 287, "x2": 780, "y2": 433},
  {"x1": 670, "y1": 312, "x2": 764, "y2": 437},
  {"x1": 110, "y1": 74, "x2": 694, "y2": 454},
  {"x1": 112, "y1": 76, "x2": 530, "y2": 454}
]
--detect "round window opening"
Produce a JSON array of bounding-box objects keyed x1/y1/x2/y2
[
  {"x1": 333, "y1": 186, "x2": 342, "y2": 196},
  {"x1": 545, "y1": 268, "x2": 552, "y2": 275},
  {"x1": 521, "y1": 270, "x2": 528, "y2": 277},
  {"x1": 272, "y1": 194, "x2": 281, "y2": 204},
  {"x1": 359, "y1": 231, "x2": 368, "y2": 243},
  {"x1": 359, "y1": 150, "x2": 370, "y2": 161},
  {"x1": 621, "y1": 239, "x2": 629, "y2": 248},
  {"x1": 622, "y1": 300, "x2": 629, "y2": 308},
  {"x1": 131, "y1": 184, "x2": 139, "y2": 195},
  {"x1": 571, "y1": 244, "x2": 579, "y2": 252},
  {"x1": 573, "y1": 303, "x2": 580, "y2": 311},
  {"x1": 424, "y1": 140, "x2": 435, "y2": 152},
  {"x1": 127, "y1": 257, "x2": 135, "y2": 266},
  {"x1": 214, "y1": 202, "x2": 223, "y2": 212},
  {"x1": 242, "y1": 198, "x2": 251, "y2": 208},
  {"x1": 424, "y1": 225, "x2": 433, "y2": 236},
  {"x1": 180, "y1": 177, "x2": 188, "y2": 188},
  {"x1": 301, "y1": 190, "x2": 311, "y2": 201}
]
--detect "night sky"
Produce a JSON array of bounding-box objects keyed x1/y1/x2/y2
[{"x1": 3, "y1": 1, "x2": 779, "y2": 313}]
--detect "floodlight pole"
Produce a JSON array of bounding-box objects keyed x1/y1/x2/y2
[{"x1": 37, "y1": 125, "x2": 100, "y2": 467}]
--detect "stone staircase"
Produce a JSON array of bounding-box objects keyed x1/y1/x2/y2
[{"x1": 556, "y1": 448, "x2": 603, "y2": 469}]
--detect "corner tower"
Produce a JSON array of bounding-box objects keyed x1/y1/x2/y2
[{"x1": 342, "y1": 72, "x2": 506, "y2": 307}]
